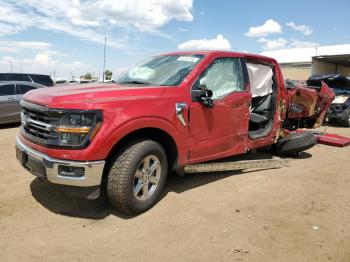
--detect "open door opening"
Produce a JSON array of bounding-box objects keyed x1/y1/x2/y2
[{"x1": 247, "y1": 62, "x2": 277, "y2": 139}]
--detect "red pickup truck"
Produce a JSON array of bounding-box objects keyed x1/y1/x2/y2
[{"x1": 16, "y1": 51, "x2": 334, "y2": 214}]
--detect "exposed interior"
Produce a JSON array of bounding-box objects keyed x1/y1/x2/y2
[{"x1": 247, "y1": 62, "x2": 277, "y2": 139}]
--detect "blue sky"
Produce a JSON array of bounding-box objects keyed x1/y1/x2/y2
[{"x1": 0, "y1": 0, "x2": 349, "y2": 79}]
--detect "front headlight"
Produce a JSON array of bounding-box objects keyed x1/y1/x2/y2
[
  {"x1": 20, "y1": 100, "x2": 103, "y2": 148},
  {"x1": 55, "y1": 112, "x2": 102, "y2": 147}
]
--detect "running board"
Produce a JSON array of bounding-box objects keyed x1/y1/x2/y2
[{"x1": 184, "y1": 158, "x2": 289, "y2": 173}]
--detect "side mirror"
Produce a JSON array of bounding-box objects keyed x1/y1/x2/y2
[
  {"x1": 191, "y1": 83, "x2": 214, "y2": 108},
  {"x1": 202, "y1": 88, "x2": 213, "y2": 99}
]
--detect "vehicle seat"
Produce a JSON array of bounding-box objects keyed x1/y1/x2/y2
[
  {"x1": 252, "y1": 94, "x2": 272, "y2": 114},
  {"x1": 249, "y1": 94, "x2": 272, "y2": 124},
  {"x1": 250, "y1": 113, "x2": 267, "y2": 124}
]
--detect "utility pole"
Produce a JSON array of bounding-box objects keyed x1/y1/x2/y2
[
  {"x1": 103, "y1": 35, "x2": 106, "y2": 82},
  {"x1": 10, "y1": 60, "x2": 12, "y2": 72}
]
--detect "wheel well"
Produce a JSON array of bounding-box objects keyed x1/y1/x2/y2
[{"x1": 103, "y1": 128, "x2": 179, "y2": 178}]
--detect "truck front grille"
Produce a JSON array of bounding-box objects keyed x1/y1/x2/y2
[{"x1": 21, "y1": 102, "x2": 59, "y2": 145}]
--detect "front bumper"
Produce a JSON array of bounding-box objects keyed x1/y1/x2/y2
[{"x1": 16, "y1": 135, "x2": 105, "y2": 187}]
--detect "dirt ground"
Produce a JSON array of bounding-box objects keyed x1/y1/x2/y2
[{"x1": 0, "y1": 124, "x2": 349, "y2": 262}]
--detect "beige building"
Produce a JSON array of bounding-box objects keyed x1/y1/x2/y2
[{"x1": 261, "y1": 44, "x2": 350, "y2": 80}]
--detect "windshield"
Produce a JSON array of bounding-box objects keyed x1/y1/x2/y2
[{"x1": 115, "y1": 54, "x2": 204, "y2": 86}]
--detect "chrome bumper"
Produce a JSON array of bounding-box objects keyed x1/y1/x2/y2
[{"x1": 16, "y1": 136, "x2": 105, "y2": 187}]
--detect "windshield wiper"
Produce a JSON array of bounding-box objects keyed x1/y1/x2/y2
[{"x1": 117, "y1": 80, "x2": 150, "y2": 85}]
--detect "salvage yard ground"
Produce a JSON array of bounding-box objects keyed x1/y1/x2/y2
[{"x1": 0, "y1": 124, "x2": 349, "y2": 262}]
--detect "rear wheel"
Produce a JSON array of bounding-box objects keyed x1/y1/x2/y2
[
  {"x1": 107, "y1": 139, "x2": 168, "y2": 214},
  {"x1": 275, "y1": 131, "x2": 317, "y2": 156}
]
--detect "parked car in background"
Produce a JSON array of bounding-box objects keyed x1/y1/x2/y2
[
  {"x1": 308, "y1": 74, "x2": 350, "y2": 127},
  {"x1": 0, "y1": 81, "x2": 46, "y2": 124},
  {"x1": 55, "y1": 79, "x2": 97, "y2": 85},
  {"x1": 0, "y1": 73, "x2": 54, "y2": 87},
  {"x1": 54, "y1": 79, "x2": 68, "y2": 85},
  {"x1": 79, "y1": 79, "x2": 92, "y2": 84}
]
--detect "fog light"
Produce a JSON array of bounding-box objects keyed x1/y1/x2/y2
[{"x1": 58, "y1": 165, "x2": 85, "y2": 177}]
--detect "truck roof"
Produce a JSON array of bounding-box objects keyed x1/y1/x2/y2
[{"x1": 159, "y1": 50, "x2": 277, "y2": 63}]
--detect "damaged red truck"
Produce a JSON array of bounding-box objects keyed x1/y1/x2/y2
[{"x1": 16, "y1": 51, "x2": 334, "y2": 214}]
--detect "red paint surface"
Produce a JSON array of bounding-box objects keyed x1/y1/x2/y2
[
  {"x1": 314, "y1": 132, "x2": 350, "y2": 147},
  {"x1": 296, "y1": 130, "x2": 350, "y2": 147},
  {"x1": 287, "y1": 82, "x2": 334, "y2": 120},
  {"x1": 20, "y1": 51, "x2": 334, "y2": 167}
]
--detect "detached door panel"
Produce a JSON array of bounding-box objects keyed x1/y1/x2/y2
[{"x1": 189, "y1": 57, "x2": 251, "y2": 164}]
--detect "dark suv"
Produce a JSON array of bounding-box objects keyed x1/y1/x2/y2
[{"x1": 0, "y1": 73, "x2": 54, "y2": 87}]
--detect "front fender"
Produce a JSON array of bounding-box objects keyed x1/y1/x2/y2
[{"x1": 93, "y1": 114, "x2": 188, "y2": 165}]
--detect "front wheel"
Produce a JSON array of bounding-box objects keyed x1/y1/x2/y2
[{"x1": 107, "y1": 139, "x2": 168, "y2": 214}]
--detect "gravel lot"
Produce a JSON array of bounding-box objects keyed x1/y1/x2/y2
[{"x1": 0, "y1": 124, "x2": 349, "y2": 262}]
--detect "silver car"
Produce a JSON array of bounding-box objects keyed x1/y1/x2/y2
[{"x1": 0, "y1": 81, "x2": 46, "y2": 124}]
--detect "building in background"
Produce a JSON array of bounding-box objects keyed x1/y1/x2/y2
[{"x1": 261, "y1": 44, "x2": 350, "y2": 80}]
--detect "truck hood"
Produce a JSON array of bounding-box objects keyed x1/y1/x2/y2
[{"x1": 23, "y1": 83, "x2": 168, "y2": 109}]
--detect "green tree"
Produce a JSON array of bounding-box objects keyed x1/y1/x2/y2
[
  {"x1": 81, "y1": 72, "x2": 92, "y2": 80},
  {"x1": 105, "y1": 70, "x2": 112, "y2": 80}
]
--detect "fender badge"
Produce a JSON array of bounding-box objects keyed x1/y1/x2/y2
[{"x1": 175, "y1": 102, "x2": 187, "y2": 127}]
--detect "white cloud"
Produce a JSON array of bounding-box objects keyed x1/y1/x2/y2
[
  {"x1": 258, "y1": 37, "x2": 319, "y2": 51},
  {"x1": 177, "y1": 27, "x2": 189, "y2": 32},
  {"x1": 0, "y1": 56, "x2": 16, "y2": 65},
  {"x1": 27, "y1": 53, "x2": 56, "y2": 67},
  {"x1": 286, "y1": 22, "x2": 313, "y2": 35},
  {"x1": 96, "y1": 0, "x2": 193, "y2": 32},
  {"x1": 0, "y1": 40, "x2": 52, "y2": 52},
  {"x1": 178, "y1": 34, "x2": 231, "y2": 50},
  {"x1": 290, "y1": 38, "x2": 319, "y2": 48},
  {"x1": 258, "y1": 37, "x2": 288, "y2": 50},
  {"x1": 0, "y1": 23, "x2": 24, "y2": 36},
  {"x1": 0, "y1": 0, "x2": 194, "y2": 48},
  {"x1": 245, "y1": 19, "x2": 282, "y2": 37},
  {"x1": 0, "y1": 53, "x2": 92, "y2": 78}
]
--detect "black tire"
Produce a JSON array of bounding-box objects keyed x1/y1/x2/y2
[
  {"x1": 341, "y1": 112, "x2": 350, "y2": 127},
  {"x1": 107, "y1": 139, "x2": 168, "y2": 214},
  {"x1": 275, "y1": 131, "x2": 317, "y2": 156}
]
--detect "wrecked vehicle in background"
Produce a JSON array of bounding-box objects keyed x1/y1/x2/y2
[
  {"x1": 308, "y1": 74, "x2": 350, "y2": 127},
  {"x1": 16, "y1": 51, "x2": 334, "y2": 214},
  {"x1": 284, "y1": 78, "x2": 334, "y2": 130}
]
